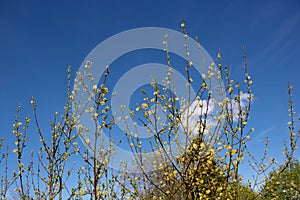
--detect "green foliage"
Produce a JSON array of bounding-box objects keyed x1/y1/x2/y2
[{"x1": 261, "y1": 159, "x2": 300, "y2": 199}]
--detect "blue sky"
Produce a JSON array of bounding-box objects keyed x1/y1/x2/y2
[{"x1": 0, "y1": 0, "x2": 300, "y2": 190}]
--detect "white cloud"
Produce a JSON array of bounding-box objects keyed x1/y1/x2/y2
[
  {"x1": 229, "y1": 93, "x2": 250, "y2": 122},
  {"x1": 181, "y1": 93, "x2": 252, "y2": 134},
  {"x1": 180, "y1": 99, "x2": 214, "y2": 134}
]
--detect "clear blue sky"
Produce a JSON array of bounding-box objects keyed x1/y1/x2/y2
[{"x1": 0, "y1": 0, "x2": 299, "y2": 188}]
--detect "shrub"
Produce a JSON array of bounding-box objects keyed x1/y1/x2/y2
[{"x1": 0, "y1": 22, "x2": 298, "y2": 200}]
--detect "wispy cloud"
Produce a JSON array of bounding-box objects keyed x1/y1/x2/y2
[
  {"x1": 246, "y1": 2, "x2": 300, "y2": 67},
  {"x1": 253, "y1": 128, "x2": 273, "y2": 143},
  {"x1": 263, "y1": 12, "x2": 300, "y2": 65},
  {"x1": 264, "y1": 12, "x2": 300, "y2": 53}
]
